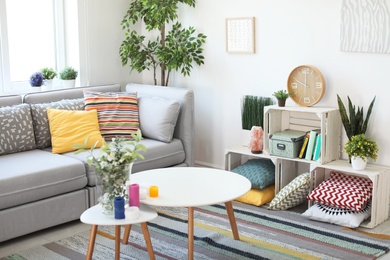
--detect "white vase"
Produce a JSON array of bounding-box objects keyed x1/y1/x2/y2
[
  {"x1": 29, "y1": 86, "x2": 41, "y2": 92},
  {"x1": 351, "y1": 156, "x2": 367, "y2": 170},
  {"x1": 61, "y1": 79, "x2": 76, "y2": 88},
  {"x1": 42, "y1": 80, "x2": 54, "y2": 91}
]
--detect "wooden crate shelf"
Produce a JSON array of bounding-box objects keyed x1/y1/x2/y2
[
  {"x1": 263, "y1": 105, "x2": 342, "y2": 164},
  {"x1": 310, "y1": 160, "x2": 390, "y2": 228}
]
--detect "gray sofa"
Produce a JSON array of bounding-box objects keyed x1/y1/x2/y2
[{"x1": 0, "y1": 83, "x2": 194, "y2": 242}]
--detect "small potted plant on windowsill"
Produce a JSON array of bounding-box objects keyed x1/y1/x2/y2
[
  {"x1": 344, "y1": 134, "x2": 378, "y2": 170},
  {"x1": 29, "y1": 72, "x2": 44, "y2": 93},
  {"x1": 40, "y1": 67, "x2": 57, "y2": 90},
  {"x1": 59, "y1": 66, "x2": 78, "y2": 88},
  {"x1": 272, "y1": 90, "x2": 289, "y2": 107}
]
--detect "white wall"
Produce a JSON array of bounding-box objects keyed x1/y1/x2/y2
[
  {"x1": 80, "y1": 0, "x2": 140, "y2": 87},
  {"x1": 86, "y1": 0, "x2": 390, "y2": 169},
  {"x1": 170, "y1": 0, "x2": 390, "y2": 168}
]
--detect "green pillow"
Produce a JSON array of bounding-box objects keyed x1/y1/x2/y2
[
  {"x1": 231, "y1": 159, "x2": 275, "y2": 190},
  {"x1": 268, "y1": 172, "x2": 310, "y2": 210}
]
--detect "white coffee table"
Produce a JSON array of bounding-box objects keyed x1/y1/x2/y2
[
  {"x1": 80, "y1": 204, "x2": 158, "y2": 260},
  {"x1": 128, "y1": 167, "x2": 251, "y2": 260}
]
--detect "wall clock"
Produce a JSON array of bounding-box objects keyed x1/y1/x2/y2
[{"x1": 287, "y1": 65, "x2": 326, "y2": 107}]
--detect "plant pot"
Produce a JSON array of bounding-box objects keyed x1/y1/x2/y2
[
  {"x1": 351, "y1": 156, "x2": 367, "y2": 170},
  {"x1": 61, "y1": 79, "x2": 76, "y2": 88},
  {"x1": 29, "y1": 86, "x2": 41, "y2": 93},
  {"x1": 42, "y1": 80, "x2": 54, "y2": 91},
  {"x1": 277, "y1": 99, "x2": 286, "y2": 107}
]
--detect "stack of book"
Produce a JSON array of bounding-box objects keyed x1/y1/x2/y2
[{"x1": 298, "y1": 129, "x2": 321, "y2": 162}]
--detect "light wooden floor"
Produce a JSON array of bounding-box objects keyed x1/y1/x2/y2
[{"x1": 1, "y1": 214, "x2": 390, "y2": 259}]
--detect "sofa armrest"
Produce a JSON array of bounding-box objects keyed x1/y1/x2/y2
[{"x1": 126, "y1": 83, "x2": 194, "y2": 167}]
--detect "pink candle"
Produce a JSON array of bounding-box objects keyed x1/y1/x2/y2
[{"x1": 129, "y1": 184, "x2": 140, "y2": 208}]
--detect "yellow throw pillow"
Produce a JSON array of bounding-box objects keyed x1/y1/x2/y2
[
  {"x1": 235, "y1": 185, "x2": 275, "y2": 206},
  {"x1": 47, "y1": 108, "x2": 104, "y2": 154}
]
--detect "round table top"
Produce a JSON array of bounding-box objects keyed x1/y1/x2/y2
[
  {"x1": 80, "y1": 204, "x2": 157, "y2": 226},
  {"x1": 130, "y1": 167, "x2": 251, "y2": 207}
]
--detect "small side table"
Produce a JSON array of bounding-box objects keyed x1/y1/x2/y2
[{"x1": 80, "y1": 204, "x2": 158, "y2": 260}]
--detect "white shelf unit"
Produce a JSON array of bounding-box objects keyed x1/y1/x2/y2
[
  {"x1": 263, "y1": 105, "x2": 342, "y2": 164},
  {"x1": 225, "y1": 105, "x2": 389, "y2": 228},
  {"x1": 310, "y1": 160, "x2": 390, "y2": 228}
]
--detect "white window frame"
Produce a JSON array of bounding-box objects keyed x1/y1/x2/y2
[{"x1": 0, "y1": 0, "x2": 66, "y2": 94}]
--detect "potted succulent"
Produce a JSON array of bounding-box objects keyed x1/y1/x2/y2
[
  {"x1": 29, "y1": 72, "x2": 44, "y2": 92},
  {"x1": 59, "y1": 66, "x2": 78, "y2": 88},
  {"x1": 119, "y1": 0, "x2": 207, "y2": 86},
  {"x1": 343, "y1": 134, "x2": 378, "y2": 170},
  {"x1": 272, "y1": 90, "x2": 289, "y2": 107},
  {"x1": 40, "y1": 67, "x2": 57, "y2": 90}
]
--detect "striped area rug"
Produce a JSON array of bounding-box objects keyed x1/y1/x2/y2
[{"x1": 4, "y1": 202, "x2": 390, "y2": 260}]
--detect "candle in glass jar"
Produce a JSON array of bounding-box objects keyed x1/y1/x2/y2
[{"x1": 149, "y1": 186, "x2": 159, "y2": 197}]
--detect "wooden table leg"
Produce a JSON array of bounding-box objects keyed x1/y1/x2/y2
[
  {"x1": 225, "y1": 201, "x2": 240, "y2": 240},
  {"x1": 188, "y1": 207, "x2": 194, "y2": 260},
  {"x1": 141, "y1": 223, "x2": 155, "y2": 260},
  {"x1": 86, "y1": 225, "x2": 97, "y2": 260},
  {"x1": 122, "y1": 225, "x2": 132, "y2": 244},
  {"x1": 115, "y1": 225, "x2": 121, "y2": 260}
]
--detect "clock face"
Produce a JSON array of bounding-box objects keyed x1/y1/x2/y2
[{"x1": 287, "y1": 65, "x2": 326, "y2": 107}]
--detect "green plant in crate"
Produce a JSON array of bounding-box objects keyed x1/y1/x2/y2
[
  {"x1": 241, "y1": 95, "x2": 274, "y2": 130},
  {"x1": 337, "y1": 95, "x2": 375, "y2": 141}
]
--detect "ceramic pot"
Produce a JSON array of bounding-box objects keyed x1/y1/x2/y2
[
  {"x1": 351, "y1": 156, "x2": 367, "y2": 170},
  {"x1": 29, "y1": 86, "x2": 41, "y2": 93},
  {"x1": 61, "y1": 79, "x2": 76, "y2": 88},
  {"x1": 42, "y1": 80, "x2": 54, "y2": 91},
  {"x1": 277, "y1": 99, "x2": 286, "y2": 107}
]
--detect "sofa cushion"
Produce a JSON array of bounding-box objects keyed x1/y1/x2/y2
[
  {"x1": 138, "y1": 96, "x2": 180, "y2": 143},
  {"x1": 30, "y1": 98, "x2": 84, "y2": 148},
  {"x1": 0, "y1": 149, "x2": 87, "y2": 210},
  {"x1": 0, "y1": 104, "x2": 36, "y2": 155},
  {"x1": 83, "y1": 91, "x2": 139, "y2": 139},
  {"x1": 63, "y1": 138, "x2": 185, "y2": 185},
  {"x1": 47, "y1": 108, "x2": 104, "y2": 154}
]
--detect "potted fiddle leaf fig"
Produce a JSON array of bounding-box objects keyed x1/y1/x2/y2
[
  {"x1": 119, "y1": 0, "x2": 207, "y2": 86},
  {"x1": 59, "y1": 66, "x2": 78, "y2": 88}
]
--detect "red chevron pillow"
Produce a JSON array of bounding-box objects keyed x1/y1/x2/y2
[{"x1": 307, "y1": 171, "x2": 372, "y2": 212}]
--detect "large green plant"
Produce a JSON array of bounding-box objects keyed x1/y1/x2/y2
[
  {"x1": 241, "y1": 95, "x2": 274, "y2": 130},
  {"x1": 336, "y1": 94, "x2": 376, "y2": 140},
  {"x1": 119, "y1": 0, "x2": 207, "y2": 86}
]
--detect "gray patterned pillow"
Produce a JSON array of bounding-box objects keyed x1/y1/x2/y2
[
  {"x1": 231, "y1": 159, "x2": 275, "y2": 190},
  {"x1": 30, "y1": 99, "x2": 84, "y2": 148},
  {"x1": 268, "y1": 172, "x2": 310, "y2": 210},
  {"x1": 0, "y1": 104, "x2": 36, "y2": 155}
]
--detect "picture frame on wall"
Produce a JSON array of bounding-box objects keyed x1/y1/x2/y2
[{"x1": 226, "y1": 17, "x2": 256, "y2": 54}]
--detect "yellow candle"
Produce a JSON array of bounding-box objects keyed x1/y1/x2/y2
[{"x1": 149, "y1": 186, "x2": 159, "y2": 197}]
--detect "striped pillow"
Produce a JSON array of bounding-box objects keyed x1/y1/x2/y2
[{"x1": 83, "y1": 91, "x2": 139, "y2": 139}]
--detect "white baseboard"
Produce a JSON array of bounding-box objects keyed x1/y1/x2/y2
[{"x1": 194, "y1": 160, "x2": 223, "y2": 169}]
